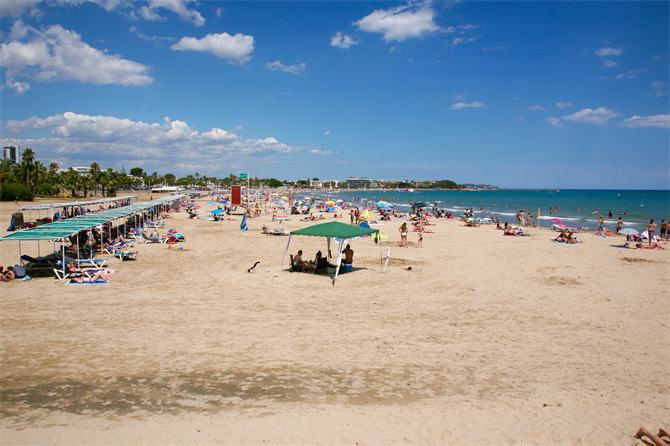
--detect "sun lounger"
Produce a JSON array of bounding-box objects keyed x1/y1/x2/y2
[
  {"x1": 62, "y1": 255, "x2": 108, "y2": 268},
  {"x1": 112, "y1": 249, "x2": 137, "y2": 261},
  {"x1": 20, "y1": 255, "x2": 59, "y2": 272},
  {"x1": 140, "y1": 232, "x2": 166, "y2": 243},
  {"x1": 262, "y1": 226, "x2": 288, "y2": 235}
]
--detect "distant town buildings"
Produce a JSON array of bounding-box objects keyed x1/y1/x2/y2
[
  {"x1": 59, "y1": 167, "x2": 91, "y2": 177},
  {"x1": 346, "y1": 177, "x2": 373, "y2": 189},
  {"x1": 2, "y1": 146, "x2": 18, "y2": 164}
]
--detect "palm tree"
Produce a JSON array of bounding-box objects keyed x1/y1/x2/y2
[
  {"x1": 32, "y1": 160, "x2": 47, "y2": 195},
  {"x1": 90, "y1": 162, "x2": 101, "y2": 196},
  {"x1": 0, "y1": 158, "x2": 15, "y2": 186},
  {"x1": 21, "y1": 148, "x2": 35, "y2": 189}
]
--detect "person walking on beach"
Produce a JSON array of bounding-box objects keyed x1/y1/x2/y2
[
  {"x1": 399, "y1": 222, "x2": 409, "y2": 248},
  {"x1": 660, "y1": 220, "x2": 668, "y2": 240},
  {"x1": 598, "y1": 215, "x2": 605, "y2": 233},
  {"x1": 417, "y1": 226, "x2": 423, "y2": 248},
  {"x1": 526, "y1": 212, "x2": 535, "y2": 228},
  {"x1": 616, "y1": 217, "x2": 623, "y2": 234},
  {"x1": 647, "y1": 219, "x2": 657, "y2": 245}
]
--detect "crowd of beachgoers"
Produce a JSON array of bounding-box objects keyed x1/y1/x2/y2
[{"x1": 2, "y1": 188, "x2": 668, "y2": 283}]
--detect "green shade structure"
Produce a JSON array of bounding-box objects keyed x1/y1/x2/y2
[{"x1": 281, "y1": 221, "x2": 383, "y2": 286}]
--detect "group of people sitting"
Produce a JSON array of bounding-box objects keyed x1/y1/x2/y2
[
  {"x1": 553, "y1": 230, "x2": 582, "y2": 244},
  {"x1": 290, "y1": 245, "x2": 354, "y2": 274},
  {"x1": 496, "y1": 222, "x2": 529, "y2": 236}
]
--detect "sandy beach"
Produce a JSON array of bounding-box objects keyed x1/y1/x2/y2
[{"x1": 1, "y1": 192, "x2": 668, "y2": 445}]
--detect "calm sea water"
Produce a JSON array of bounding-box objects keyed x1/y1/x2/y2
[{"x1": 311, "y1": 189, "x2": 670, "y2": 233}]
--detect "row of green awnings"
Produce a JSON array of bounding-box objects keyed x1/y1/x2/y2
[
  {"x1": 0, "y1": 195, "x2": 187, "y2": 242},
  {"x1": 19, "y1": 195, "x2": 139, "y2": 211}
]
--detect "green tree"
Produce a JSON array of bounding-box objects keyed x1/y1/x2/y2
[
  {"x1": 21, "y1": 148, "x2": 35, "y2": 189},
  {"x1": 32, "y1": 160, "x2": 46, "y2": 195},
  {"x1": 0, "y1": 158, "x2": 15, "y2": 186},
  {"x1": 130, "y1": 167, "x2": 143, "y2": 177},
  {"x1": 268, "y1": 178, "x2": 283, "y2": 188}
]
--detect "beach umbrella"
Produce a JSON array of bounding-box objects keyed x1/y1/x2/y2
[
  {"x1": 190, "y1": 205, "x2": 201, "y2": 209},
  {"x1": 619, "y1": 228, "x2": 638, "y2": 236},
  {"x1": 281, "y1": 196, "x2": 288, "y2": 200},
  {"x1": 219, "y1": 200, "x2": 228, "y2": 204},
  {"x1": 240, "y1": 214, "x2": 248, "y2": 231},
  {"x1": 211, "y1": 209, "x2": 224, "y2": 214},
  {"x1": 550, "y1": 218, "x2": 563, "y2": 223},
  {"x1": 206, "y1": 201, "x2": 217, "y2": 205},
  {"x1": 412, "y1": 202, "x2": 427, "y2": 208}
]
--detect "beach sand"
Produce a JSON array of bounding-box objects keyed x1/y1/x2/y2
[{"x1": 1, "y1": 193, "x2": 668, "y2": 445}]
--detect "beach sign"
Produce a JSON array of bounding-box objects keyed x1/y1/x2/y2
[{"x1": 240, "y1": 173, "x2": 248, "y2": 179}]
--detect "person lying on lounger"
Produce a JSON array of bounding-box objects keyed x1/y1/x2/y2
[
  {"x1": 71, "y1": 271, "x2": 111, "y2": 283},
  {"x1": 65, "y1": 262, "x2": 106, "y2": 273}
]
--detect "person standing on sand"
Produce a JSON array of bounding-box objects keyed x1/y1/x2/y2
[
  {"x1": 616, "y1": 217, "x2": 623, "y2": 234},
  {"x1": 399, "y1": 222, "x2": 409, "y2": 248},
  {"x1": 647, "y1": 219, "x2": 657, "y2": 245},
  {"x1": 660, "y1": 220, "x2": 667, "y2": 240}
]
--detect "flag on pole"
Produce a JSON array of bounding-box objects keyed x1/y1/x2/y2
[{"x1": 240, "y1": 173, "x2": 248, "y2": 179}]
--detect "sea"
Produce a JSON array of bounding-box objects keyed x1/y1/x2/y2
[{"x1": 304, "y1": 189, "x2": 670, "y2": 233}]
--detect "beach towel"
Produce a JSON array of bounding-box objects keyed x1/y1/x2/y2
[{"x1": 66, "y1": 280, "x2": 110, "y2": 285}]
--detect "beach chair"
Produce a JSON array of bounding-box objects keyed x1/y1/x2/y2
[
  {"x1": 20, "y1": 255, "x2": 59, "y2": 272},
  {"x1": 113, "y1": 249, "x2": 137, "y2": 261},
  {"x1": 140, "y1": 232, "x2": 166, "y2": 243},
  {"x1": 62, "y1": 255, "x2": 108, "y2": 268}
]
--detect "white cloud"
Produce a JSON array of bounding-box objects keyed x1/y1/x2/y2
[
  {"x1": 215, "y1": 7, "x2": 223, "y2": 18},
  {"x1": 457, "y1": 24, "x2": 477, "y2": 31},
  {"x1": 603, "y1": 59, "x2": 618, "y2": 68},
  {"x1": 0, "y1": 0, "x2": 42, "y2": 17},
  {"x1": 454, "y1": 92, "x2": 468, "y2": 100},
  {"x1": 140, "y1": 0, "x2": 205, "y2": 26},
  {"x1": 354, "y1": 3, "x2": 445, "y2": 42},
  {"x1": 562, "y1": 107, "x2": 622, "y2": 125},
  {"x1": 129, "y1": 26, "x2": 175, "y2": 44},
  {"x1": 452, "y1": 36, "x2": 477, "y2": 45},
  {"x1": 527, "y1": 105, "x2": 546, "y2": 111},
  {"x1": 2, "y1": 112, "x2": 309, "y2": 173},
  {"x1": 0, "y1": 24, "x2": 153, "y2": 94},
  {"x1": 451, "y1": 102, "x2": 484, "y2": 110},
  {"x1": 619, "y1": 114, "x2": 670, "y2": 128},
  {"x1": 330, "y1": 32, "x2": 360, "y2": 49},
  {"x1": 545, "y1": 117, "x2": 564, "y2": 128},
  {"x1": 324, "y1": 131, "x2": 330, "y2": 135},
  {"x1": 171, "y1": 32, "x2": 254, "y2": 64},
  {"x1": 652, "y1": 81, "x2": 668, "y2": 97},
  {"x1": 595, "y1": 46, "x2": 623, "y2": 56},
  {"x1": 614, "y1": 68, "x2": 649, "y2": 80},
  {"x1": 555, "y1": 102, "x2": 573, "y2": 109},
  {"x1": 309, "y1": 149, "x2": 337, "y2": 155},
  {"x1": 265, "y1": 60, "x2": 306, "y2": 75}
]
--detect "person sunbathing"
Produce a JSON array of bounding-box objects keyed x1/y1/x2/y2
[
  {"x1": 71, "y1": 271, "x2": 111, "y2": 283},
  {"x1": 65, "y1": 262, "x2": 105, "y2": 273},
  {"x1": 634, "y1": 427, "x2": 669, "y2": 446},
  {"x1": 636, "y1": 243, "x2": 664, "y2": 250}
]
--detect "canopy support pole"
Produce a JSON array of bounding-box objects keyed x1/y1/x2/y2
[
  {"x1": 378, "y1": 234, "x2": 383, "y2": 270},
  {"x1": 281, "y1": 234, "x2": 292, "y2": 271},
  {"x1": 327, "y1": 237, "x2": 331, "y2": 259},
  {"x1": 332, "y1": 238, "x2": 345, "y2": 286}
]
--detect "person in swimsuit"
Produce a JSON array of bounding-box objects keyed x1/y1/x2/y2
[
  {"x1": 71, "y1": 271, "x2": 111, "y2": 283},
  {"x1": 616, "y1": 217, "x2": 623, "y2": 234},
  {"x1": 660, "y1": 219, "x2": 667, "y2": 240},
  {"x1": 647, "y1": 219, "x2": 657, "y2": 245},
  {"x1": 634, "y1": 427, "x2": 669, "y2": 446},
  {"x1": 399, "y1": 223, "x2": 409, "y2": 248}
]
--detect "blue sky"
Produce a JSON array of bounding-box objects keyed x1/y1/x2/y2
[{"x1": 1, "y1": 0, "x2": 668, "y2": 189}]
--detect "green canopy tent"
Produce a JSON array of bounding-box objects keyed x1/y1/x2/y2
[{"x1": 281, "y1": 221, "x2": 383, "y2": 285}]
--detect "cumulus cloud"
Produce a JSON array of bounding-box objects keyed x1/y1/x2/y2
[
  {"x1": 265, "y1": 61, "x2": 306, "y2": 75},
  {"x1": 603, "y1": 59, "x2": 618, "y2": 68},
  {"x1": 330, "y1": 31, "x2": 360, "y2": 49},
  {"x1": 545, "y1": 117, "x2": 564, "y2": 128},
  {"x1": 1, "y1": 112, "x2": 313, "y2": 173},
  {"x1": 555, "y1": 102, "x2": 573, "y2": 109},
  {"x1": 527, "y1": 105, "x2": 547, "y2": 111},
  {"x1": 652, "y1": 81, "x2": 668, "y2": 97},
  {"x1": 562, "y1": 107, "x2": 622, "y2": 125},
  {"x1": 619, "y1": 114, "x2": 670, "y2": 128},
  {"x1": 0, "y1": 0, "x2": 42, "y2": 18},
  {"x1": 595, "y1": 46, "x2": 623, "y2": 56},
  {"x1": 354, "y1": 3, "x2": 445, "y2": 42},
  {"x1": 309, "y1": 148, "x2": 337, "y2": 155},
  {"x1": 136, "y1": 0, "x2": 204, "y2": 26},
  {"x1": 451, "y1": 102, "x2": 484, "y2": 110},
  {"x1": 0, "y1": 24, "x2": 153, "y2": 94},
  {"x1": 171, "y1": 32, "x2": 254, "y2": 64}
]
